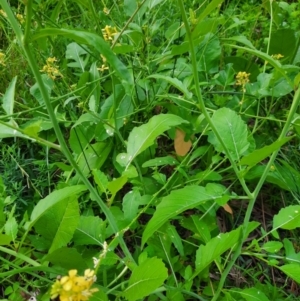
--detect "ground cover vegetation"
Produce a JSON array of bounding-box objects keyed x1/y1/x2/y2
[{"x1": 1, "y1": 0, "x2": 300, "y2": 300}]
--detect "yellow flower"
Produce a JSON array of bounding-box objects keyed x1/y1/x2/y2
[
  {"x1": 0, "y1": 9, "x2": 7, "y2": 18},
  {"x1": 0, "y1": 52, "x2": 6, "y2": 66},
  {"x1": 50, "y1": 269, "x2": 98, "y2": 301},
  {"x1": 103, "y1": 7, "x2": 109, "y2": 15},
  {"x1": 102, "y1": 25, "x2": 118, "y2": 41},
  {"x1": 236, "y1": 71, "x2": 250, "y2": 92},
  {"x1": 97, "y1": 55, "x2": 109, "y2": 72},
  {"x1": 271, "y1": 53, "x2": 284, "y2": 60},
  {"x1": 16, "y1": 13, "x2": 25, "y2": 24},
  {"x1": 40, "y1": 57, "x2": 62, "y2": 80}
]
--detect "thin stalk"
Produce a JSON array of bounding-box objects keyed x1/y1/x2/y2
[
  {"x1": 212, "y1": 88, "x2": 300, "y2": 300},
  {"x1": 1, "y1": 0, "x2": 135, "y2": 266},
  {"x1": 0, "y1": 119, "x2": 61, "y2": 150},
  {"x1": 177, "y1": 0, "x2": 252, "y2": 197}
]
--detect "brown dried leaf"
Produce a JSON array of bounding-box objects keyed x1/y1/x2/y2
[
  {"x1": 223, "y1": 203, "x2": 233, "y2": 215},
  {"x1": 174, "y1": 129, "x2": 192, "y2": 156}
]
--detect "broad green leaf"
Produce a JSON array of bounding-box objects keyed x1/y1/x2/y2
[
  {"x1": 122, "y1": 190, "x2": 141, "y2": 222},
  {"x1": 194, "y1": 222, "x2": 259, "y2": 276},
  {"x1": 142, "y1": 156, "x2": 178, "y2": 168},
  {"x1": 43, "y1": 247, "x2": 87, "y2": 271},
  {"x1": 283, "y1": 238, "x2": 300, "y2": 264},
  {"x1": 240, "y1": 136, "x2": 292, "y2": 167},
  {"x1": 123, "y1": 257, "x2": 168, "y2": 301},
  {"x1": 66, "y1": 42, "x2": 88, "y2": 72},
  {"x1": 165, "y1": 224, "x2": 184, "y2": 256},
  {"x1": 2, "y1": 76, "x2": 17, "y2": 115},
  {"x1": 238, "y1": 288, "x2": 270, "y2": 301},
  {"x1": 73, "y1": 216, "x2": 105, "y2": 246},
  {"x1": 196, "y1": 0, "x2": 224, "y2": 24},
  {"x1": 30, "y1": 186, "x2": 86, "y2": 227},
  {"x1": 221, "y1": 36, "x2": 255, "y2": 49},
  {"x1": 89, "y1": 62, "x2": 101, "y2": 112},
  {"x1": 0, "y1": 234, "x2": 11, "y2": 245},
  {"x1": 0, "y1": 119, "x2": 27, "y2": 139},
  {"x1": 4, "y1": 216, "x2": 18, "y2": 242},
  {"x1": 273, "y1": 205, "x2": 300, "y2": 230},
  {"x1": 124, "y1": 0, "x2": 137, "y2": 17},
  {"x1": 269, "y1": 28, "x2": 296, "y2": 60},
  {"x1": 73, "y1": 142, "x2": 112, "y2": 183},
  {"x1": 30, "y1": 74, "x2": 54, "y2": 105},
  {"x1": 208, "y1": 107, "x2": 249, "y2": 161},
  {"x1": 92, "y1": 170, "x2": 109, "y2": 193},
  {"x1": 34, "y1": 197, "x2": 79, "y2": 253},
  {"x1": 32, "y1": 28, "x2": 133, "y2": 89},
  {"x1": 148, "y1": 74, "x2": 192, "y2": 99},
  {"x1": 142, "y1": 183, "x2": 226, "y2": 246},
  {"x1": 261, "y1": 241, "x2": 283, "y2": 253},
  {"x1": 107, "y1": 176, "x2": 128, "y2": 195},
  {"x1": 279, "y1": 264, "x2": 300, "y2": 283},
  {"x1": 224, "y1": 44, "x2": 293, "y2": 85},
  {"x1": 125, "y1": 114, "x2": 187, "y2": 167}
]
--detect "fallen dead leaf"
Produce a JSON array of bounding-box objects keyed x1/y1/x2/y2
[{"x1": 174, "y1": 128, "x2": 192, "y2": 156}]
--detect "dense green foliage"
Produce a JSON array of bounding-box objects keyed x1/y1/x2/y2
[{"x1": 1, "y1": 0, "x2": 300, "y2": 300}]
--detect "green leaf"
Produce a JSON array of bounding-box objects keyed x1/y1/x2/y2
[
  {"x1": 107, "y1": 176, "x2": 128, "y2": 195},
  {"x1": 194, "y1": 222, "x2": 259, "y2": 276},
  {"x1": 30, "y1": 74, "x2": 54, "y2": 105},
  {"x1": 238, "y1": 288, "x2": 270, "y2": 301},
  {"x1": 0, "y1": 234, "x2": 11, "y2": 245},
  {"x1": 0, "y1": 119, "x2": 27, "y2": 139},
  {"x1": 74, "y1": 142, "x2": 112, "y2": 182},
  {"x1": 34, "y1": 197, "x2": 80, "y2": 253},
  {"x1": 92, "y1": 170, "x2": 109, "y2": 193},
  {"x1": 224, "y1": 44, "x2": 293, "y2": 85},
  {"x1": 122, "y1": 190, "x2": 141, "y2": 222},
  {"x1": 208, "y1": 107, "x2": 249, "y2": 161},
  {"x1": 279, "y1": 264, "x2": 300, "y2": 283},
  {"x1": 32, "y1": 28, "x2": 133, "y2": 89},
  {"x1": 29, "y1": 185, "x2": 87, "y2": 227},
  {"x1": 43, "y1": 247, "x2": 87, "y2": 271},
  {"x1": 269, "y1": 28, "x2": 296, "y2": 60},
  {"x1": 142, "y1": 184, "x2": 226, "y2": 246},
  {"x1": 73, "y1": 216, "x2": 105, "y2": 246},
  {"x1": 283, "y1": 238, "x2": 300, "y2": 264},
  {"x1": 221, "y1": 36, "x2": 255, "y2": 49},
  {"x1": 124, "y1": 114, "x2": 187, "y2": 167},
  {"x1": 142, "y1": 156, "x2": 179, "y2": 168},
  {"x1": 273, "y1": 205, "x2": 300, "y2": 230},
  {"x1": 2, "y1": 76, "x2": 17, "y2": 115},
  {"x1": 4, "y1": 216, "x2": 18, "y2": 242},
  {"x1": 165, "y1": 224, "x2": 184, "y2": 256},
  {"x1": 66, "y1": 42, "x2": 88, "y2": 72},
  {"x1": 261, "y1": 241, "x2": 283, "y2": 253},
  {"x1": 240, "y1": 137, "x2": 292, "y2": 167},
  {"x1": 123, "y1": 257, "x2": 168, "y2": 301},
  {"x1": 148, "y1": 74, "x2": 192, "y2": 99}
]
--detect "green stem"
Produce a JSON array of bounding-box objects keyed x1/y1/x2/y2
[
  {"x1": 212, "y1": 88, "x2": 300, "y2": 300},
  {"x1": 0, "y1": 119, "x2": 61, "y2": 150},
  {"x1": 1, "y1": 0, "x2": 135, "y2": 266},
  {"x1": 177, "y1": 0, "x2": 251, "y2": 197}
]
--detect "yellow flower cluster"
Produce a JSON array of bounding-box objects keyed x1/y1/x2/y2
[
  {"x1": 16, "y1": 13, "x2": 25, "y2": 24},
  {"x1": 236, "y1": 71, "x2": 250, "y2": 92},
  {"x1": 51, "y1": 269, "x2": 98, "y2": 301},
  {"x1": 102, "y1": 25, "x2": 118, "y2": 42},
  {"x1": 97, "y1": 54, "x2": 109, "y2": 72},
  {"x1": 0, "y1": 52, "x2": 6, "y2": 66},
  {"x1": 271, "y1": 53, "x2": 284, "y2": 60},
  {"x1": 40, "y1": 57, "x2": 62, "y2": 80},
  {"x1": 0, "y1": 9, "x2": 7, "y2": 18}
]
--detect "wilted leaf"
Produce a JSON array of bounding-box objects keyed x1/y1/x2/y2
[{"x1": 174, "y1": 129, "x2": 192, "y2": 156}]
